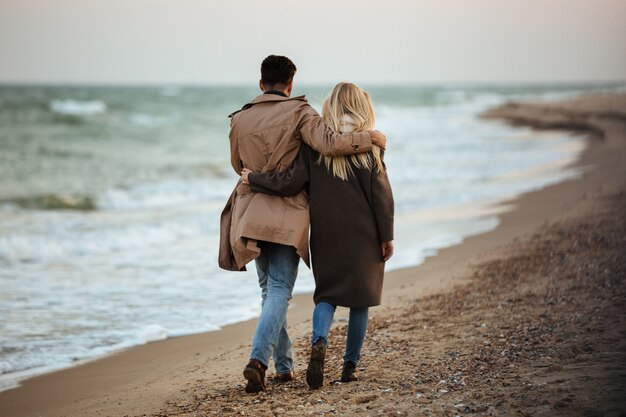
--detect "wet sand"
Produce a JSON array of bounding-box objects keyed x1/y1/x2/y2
[{"x1": 1, "y1": 92, "x2": 625, "y2": 417}]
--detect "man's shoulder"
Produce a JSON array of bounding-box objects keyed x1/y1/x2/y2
[{"x1": 228, "y1": 94, "x2": 309, "y2": 119}]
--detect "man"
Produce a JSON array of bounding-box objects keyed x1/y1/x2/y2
[{"x1": 219, "y1": 55, "x2": 386, "y2": 393}]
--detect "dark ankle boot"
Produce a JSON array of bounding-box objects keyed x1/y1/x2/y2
[
  {"x1": 340, "y1": 360, "x2": 358, "y2": 382},
  {"x1": 243, "y1": 359, "x2": 267, "y2": 393},
  {"x1": 306, "y1": 339, "x2": 327, "y2": 389}
]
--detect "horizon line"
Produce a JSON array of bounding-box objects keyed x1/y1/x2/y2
[{"x1": 1, "y1": 79, "x2": 626, "y2": 88}]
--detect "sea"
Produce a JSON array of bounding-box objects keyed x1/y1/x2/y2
[{"x1": 0, "y1": 82, "x2": 624, "y2": 391}]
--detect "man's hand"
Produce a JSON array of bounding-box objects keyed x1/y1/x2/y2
[
  {"x1": 370, "y1": 130, "x2": 387, "y2": 150},
  {"x1": 382, "y1": 240, "x2": 394, "y2": 261},
  {"x1": 241, "y1": 168, "x2": 252, "y2": 184}
]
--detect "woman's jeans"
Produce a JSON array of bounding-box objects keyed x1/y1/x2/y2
[
  {"x1": 311, "y1": 301, "x2": 369, "y2": 364},
  {"x1": 250, "y1": 242, "x2": 299, "y2": 374}
]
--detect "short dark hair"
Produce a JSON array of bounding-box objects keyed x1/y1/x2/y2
[{"x1": 261, "y1": 55, "x2": 297, "y2": 87}]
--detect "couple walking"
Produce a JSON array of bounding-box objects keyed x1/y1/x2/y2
[{"x1": 219, "y1": 55, "x2": 394, "y2": 392}]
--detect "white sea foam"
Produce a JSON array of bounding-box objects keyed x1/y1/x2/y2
[
  {"x1": 0, "y1": 209, "x2": 212, "y2": 264},
  {"x1": 49, "y1": 99, "x2": 107, "y2": 116},
  {"x1": 97, "y1": 178, "x2": 234, "y2": 211},
  {"x1": 138, "y1": 325, "x2": 169, "y2": 343},
  {"x1": 129, "y1": 113, "x2": 169, "y2": 127}
]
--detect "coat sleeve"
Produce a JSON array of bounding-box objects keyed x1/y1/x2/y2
[
  {"x1": 248, "y1": 145, "x2": 311, "y2": 197},
  {"x1": 297, "y1": 104, "x2": 373, "y2": 157},
  {"x1": 229, "y1": 117, "x2": 243, "y2": 175},
  {"x1": 371, "y1": 159, "x2": 395, "y2": 243}
]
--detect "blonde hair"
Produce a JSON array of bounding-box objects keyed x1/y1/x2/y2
[{"x1": 318, "y1": 82, "x2": 384, "y2": 180}]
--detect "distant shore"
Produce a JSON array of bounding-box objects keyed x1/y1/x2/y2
[{"x1": 1, "y1": 92, "x2": 625, "y2": 417}]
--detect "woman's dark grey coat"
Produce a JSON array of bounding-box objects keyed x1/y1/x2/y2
[{"x1": 249, "y1": 144, "x2": 394, "y2": 308}]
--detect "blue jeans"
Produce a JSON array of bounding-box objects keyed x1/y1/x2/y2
[
  {"x1": 250, "y1": 242, "x2": 299, "y2": 374},
  {"x1": 311, "y1": 301, "x2": 369, "y2": 364}
]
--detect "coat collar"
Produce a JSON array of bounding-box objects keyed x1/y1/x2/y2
[
  {"x1": 263, "y1": 90, "x2": 288, "y2": 97},
  {"x1": 229, "y1": 94, "x2": 307, "y2": 118}
]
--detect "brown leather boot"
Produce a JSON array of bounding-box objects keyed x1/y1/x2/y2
[
  {"x1": 272, "y1": 370, "x2": 295, "y2": 383},
  {"x1": 243, "y1": 359, "x2": 267, "y2": 393}
]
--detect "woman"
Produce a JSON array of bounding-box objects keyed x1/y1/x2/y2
[{"x1": 241, "y1": 82, "x2": 394, "y2": 389}]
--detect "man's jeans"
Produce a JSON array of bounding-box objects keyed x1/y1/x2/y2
[
  {"x1": 311, "y1": 301, "x2": 369, "y2": 364},
  {"x1": 250, "y1": 242, "x2": 299, "y2": 374}
]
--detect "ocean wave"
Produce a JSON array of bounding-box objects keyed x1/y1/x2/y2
[
  {"x1": 2, "y1": 194, "x2": 97, "y2": 211},
  {"x1": 1, "y1": 176, "x2": 235, "y2": 213},
  {"x1": 49, "y1": 99, "x2": 107, "y2": 116},
  {"x1": 97, "y1": 178, "x2": 233, "y2": 211},
  {"x1": 128, "y1": 113, "x2": 169, "y2": 127}
]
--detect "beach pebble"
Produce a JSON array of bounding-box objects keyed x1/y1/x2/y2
[
  {"x1": 354, "y1": 394, "x2": 378, "y2": 404},
  {"x1": 455, "y1": 403, "x2": 472, "y2": 414}
]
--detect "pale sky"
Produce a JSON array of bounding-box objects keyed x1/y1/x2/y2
[{"x1": 1, "y1": 0, "x2": 625, "y2": 85}]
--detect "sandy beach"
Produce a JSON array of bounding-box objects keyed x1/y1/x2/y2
[{"x1": 1, "y1": 92, "x2": 625, "y2": 417}]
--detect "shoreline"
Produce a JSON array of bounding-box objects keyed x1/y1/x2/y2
[
  {"x1": 0, "y1": 130, "x2": 584, "y2": 395},
  {"x1": 1, "y1": 91, "x2": 624, "y2": 417},
  {"x1": 0, "y1": 142, "x2": 581, "y2": 395}
]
